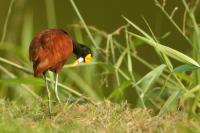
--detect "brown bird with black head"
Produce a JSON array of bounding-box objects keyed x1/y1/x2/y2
[{"x1": 29, "y1": 29, "x2": 92, "y2": 113}]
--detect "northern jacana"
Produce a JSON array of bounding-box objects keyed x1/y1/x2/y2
[{"x1": 29, "y1": 29, "x2": 92, "y2": 113}]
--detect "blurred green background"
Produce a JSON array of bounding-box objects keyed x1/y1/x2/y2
[
  {"x1": 1, "y1": 0, "x2": 200, "y2": 115},
  {"x1": 0, "y1": 0, "x2": 196, "y2": 53},
  {"x1": 0, "y1": 0, "x2": 199, "y2": 73}
]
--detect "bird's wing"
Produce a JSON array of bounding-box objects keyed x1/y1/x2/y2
[{"x1": 29, "y1": 30, "x2": 73, "y2": 70}]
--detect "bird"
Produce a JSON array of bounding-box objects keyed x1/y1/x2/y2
[{"x1": 29, "y1": 28, "x2": 92, "y2": 113}]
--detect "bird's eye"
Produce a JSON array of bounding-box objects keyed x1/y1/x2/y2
[{"x1": 85, "y1": 54, "x2": 92, "y2": 63}]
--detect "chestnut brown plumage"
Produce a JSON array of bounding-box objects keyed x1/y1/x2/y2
[
  {"x1": 29, "y1": 28, "x2": 92, "y2": 113},
  {"x1": 29, "y1": 29, "x2": 73, "y2": 76}
]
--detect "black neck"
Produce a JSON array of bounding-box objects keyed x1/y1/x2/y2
[
  {"x1": 72, "y1": 41, "x2": 92, "y2": 58},
  {"x1": 72, "y1": 41, "x2": 83, "y2": 57}
]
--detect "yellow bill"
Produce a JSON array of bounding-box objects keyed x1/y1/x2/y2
[
  {"x1": 85, "y1": 54, "x2": 92, "y2": 64},
  {"x1": 72, "y1": 54, "x2": 92, "y2": 66}
]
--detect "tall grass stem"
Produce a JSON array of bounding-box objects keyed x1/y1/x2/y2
[
  {"x1": 0, "y1": 0, "x2": 15, "y2": 43},
  {"x1": 69, "y1": 0, "x2": 98, "y2": 48}
]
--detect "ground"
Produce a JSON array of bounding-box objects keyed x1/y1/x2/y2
[{"x1": 0, "y1": 99, "x2": 198, "y2": 133}]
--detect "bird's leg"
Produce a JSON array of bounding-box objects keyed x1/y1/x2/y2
[
  {"x1": 43, "y1": 74, "x2": 51, "y2": 114},
  {"x1": 54, "y1": 73, "x2": 61, "y2": 104}
]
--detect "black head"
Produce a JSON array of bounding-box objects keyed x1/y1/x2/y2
[{"x1": 73, "y1": 41, "x2": 93, "y2": 63}]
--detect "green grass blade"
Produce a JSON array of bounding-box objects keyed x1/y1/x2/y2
[
  {"x1": 128, "y1": 32, "x2": 200, "y2": 67},
  {"x1": 182, "y1": 0, "x2": 200, "y2": 113},
  {"x1": 158, "y1": 45, "x2": 200, "y2": 68},
  {"x1": 64, "y1": 62, "x2": 115, "y2": 72},
  {"x1": 123, "y1": 16, "x2": 153, "y2": 40},
  {"x1": 0, "y1": 77, "x2": 43, "y2": 86},
  {"x1": 0, "y1": 57, "x2": 32, "y2": 74},
  {"x1": 65, "y1": 70, "x2": 101, "y2": 101},
  {"x1": 69, "y1": 0, "x2": 98, "y2": 48},
  {"x1": 154, "y1": 0, "x2": 192, "y2": 45},
  {"x1": 159, "y1": 90, "x2": 181, "y2": 116},
  {"x1": 173, "y1": 64, "x2": 199, "y2": 73},
  {"x1": 135, "y1": 64, "x2": 166, "y2": 98},
  {"x1": 21, "y1": 11, "x2": 33, "y2": 59},
  {"x1": 0, "y1": 0, "x2": 15, "y2": 43},
  {"x1": 108, "y1": 80, "x2": 132, "y2": 101},
  {"x1": 132, "y1": 64, "x2": 166, "y2": 108},
  {"x1": 0, "y1": 57, "x2": 97, "y2": 104},
  {"x1": 0, "y1": 65, "x2": 42, "y2": 102},
  {"x1": 124, "y1": 16, "x2": 200, "y2": 68},
  {"x1": 115, "y1": 48, "x2": 128, "y2": 69},
  {"x1": 142, "y1": 16, "x2": 174, "y2": 71},
  {"x1": 117, "y1": 68, "x2": 131, "y2": 80},
  {"x1": 183, "y1": 84, "x2": 200, "y2": 99},
  {"x1": 125, "y1": 27, "x2": 135, "y2": 80},
  {"x1": 45, "y1": 0, "x2": 56, "y2": 27}
]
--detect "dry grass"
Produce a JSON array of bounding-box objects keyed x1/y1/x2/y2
[{"x1": 0, "y1": 99, "x2": 198, "y2": 133}]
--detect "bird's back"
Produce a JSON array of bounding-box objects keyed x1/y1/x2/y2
[{"x1": 29, "y1": 29, "x2": 73, "y2": 76}]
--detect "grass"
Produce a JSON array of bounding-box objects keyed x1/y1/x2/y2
[
  {"x1": 0, "y1": 99, "x2": 199, "y2": 133},
  {"x1": 1, "y1": 0, "x2": 200, "y2": 132},
  {"x1": 0, "y1": 0, "x2": 15, "y2": 43}
]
